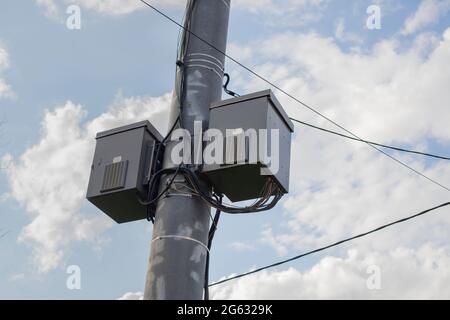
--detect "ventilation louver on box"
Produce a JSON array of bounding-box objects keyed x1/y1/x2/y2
[{"x1": 101, "y1": 160, "x2": 129, "y2": 193}]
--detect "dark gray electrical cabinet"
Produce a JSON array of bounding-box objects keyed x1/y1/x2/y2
[
  {"x1": 86, "y1": 121, "x2": 163, "y2": 223},
  {"x1": 202, "y1": 90, "x2": 294, "y2": 202}
]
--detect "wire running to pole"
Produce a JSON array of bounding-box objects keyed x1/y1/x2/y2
[
  {"x1": 137, "y1": 0, "x2": 450, "y2": 295},
  {"x1": 223, "y1": 73, "x2": 240, "y2": 98},
  {"x1": 289, "y1": 118, "x2": 450, "y2": 161},
  {"x1": 138, "y1": 0, "x2": 450, "y2": 193},
  {"x1": 204, "y1": 195, "x2": 223, "y2": 300},
  {"x1": 208, "y1": 201, "x2": 450, "y2": 287},
  {"x1": 142, "y1": 116, "x2": 181, "y2": 223}
]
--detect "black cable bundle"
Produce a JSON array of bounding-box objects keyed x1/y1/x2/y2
[
  {"x1": 204, "y1": 195, "x2": 222, "y2": 300},
  {"x1": 139, "y1": 165, "x2": 284, "y2": 215}
]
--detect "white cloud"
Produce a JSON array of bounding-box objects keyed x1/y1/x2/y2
[
  {"x1": 334, "y1": 18, "x2": 363, "y2": 45},
  {"x1": 70, "y1": 0, "x2": 178, "y2": 16},
  {"x1": 229, "y1": 242, "x2": 256, "y2": 252},
  {"x1": 118, "y1": 291, "x2": 144, "y2": 300},
  {"x1": 18, "y1": 1, "x2": 450, "y2": 298},
  {"x1": 234, "y1": 0, "x2": 328, "y2": 27},
  {"x1": 369, "y1": 0, "x2": 403, "y2": 16},
  {"x1": 270, "y1": 30, "x2": 450, "y2": 230},
  {"x1": 4, "y1": 92, "x2": 171, "y2": 273},
  {"x1": 0, "y1": 45, "x2": 14, "y2": 99},
  {"x1": 233, "y1": 28, "x2": 450, "y2": 142},
  {"x1": 8, "y1": 273, "x2": 26, "y2": 282},
  {"x1": 234, "y1": 0, "x2": 326, "y2": 13},
  {"x1": 0, "y1": 79, "x2": 13, "y2": 99},
  {"x1": 0, "y1": 193, "x2": 10, "y2": 203},
  {"x1": 212, "y1": 245, "x2": 450, "y2": 299},
  {"x1": 34, "y1": 0, "x2": 60, "y2": 17},
  {"x1": 216, "y1": 26, "x2": 450, "y2": 298},
  {"x1": 0, "y1": 46, "x2": 9, "y2": 68},
  {"x1": 260, "y1": 227, "x2": 288, "y2": 256},
  {"x1": 1, "y1": 153, "x2": 13, "y2": 169},
  {"x1": 33, "y1": 0, "x2": 327, "y2": 24},
  {"x1": 33, "y1": 0, "x2": 183, "y2": 17},
  {"x1": 402, "y1": 0, "x2": 450, "y2": 35}
]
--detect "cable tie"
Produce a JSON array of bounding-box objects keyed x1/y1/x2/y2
[{"x1": 152, "y1": 235, "x2": 210, "y2": 253}]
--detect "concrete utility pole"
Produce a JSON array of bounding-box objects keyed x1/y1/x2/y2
[{"x1": 144, "y1": 0, "x2": 231, "y2": 300}]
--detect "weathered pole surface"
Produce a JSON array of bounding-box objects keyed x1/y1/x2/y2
[{"x1": 144, "y1": 0, "x2": 231, "y2": 300}]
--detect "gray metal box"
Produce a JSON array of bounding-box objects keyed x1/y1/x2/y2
[
  {"x1": 202, "y1": 90, "x2": 294, "y2": 202},
  {"x1": 86, "y1": 121, "x2": 163, "y2": 223}
]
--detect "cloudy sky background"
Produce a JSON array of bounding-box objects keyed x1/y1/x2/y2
[{"x1": 1, "y1": 0, "x2": 450, "y2": 299}]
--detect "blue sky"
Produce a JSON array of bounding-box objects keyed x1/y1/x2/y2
[{"x1": 1, "y1": 0, "x2": 450, "y2": 299}]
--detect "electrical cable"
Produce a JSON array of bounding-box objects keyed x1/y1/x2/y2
[
  {"x1": 204, "y1": 195, "x2": 223, "y2": 300},
  {"x1": 140, "y1": 165, "x2": 182, "y2": 212},
  {"x1": 135, "y1": 1, "x2": 450, "y2": 294},
  {"x1": 142, "y1": 0, "x2": 198, "y2": 223},
  {"x1": 183, "y1": 167, "x2": 283, "y2": 214},
  {"x1": 135, "y1": 1, "x2": 450, "y2": 296},
  {"x1": 140, "y1": 165, "x2": 283, "y2": 215},
  {"x1": 140, "y1": 165, "x2": 183, "y2": 207},
  {"x1": 223, "y1": 73, "x2": 240, "y2": 98},
  {"x1": 290, "y1": 118, "x2": 450, "y2": 161},
  {"x1": 175, "y1": 0, "x2": 196, "y2": 128},
  {"x1": 0, "y1": 230, "x2": 10, "y2": 239},
  {"x1": 138, "y1": 0, "x2": 450, "y2": 193},
  {"x1": 208, "y1": 201, "x2": 450, "y2": 287},
  {"x1": 213, "y1": 75, "x2": 449, "y2": 163},
  {"x1": 143, "y1": 116, "x2": 180, "y2": 222}
]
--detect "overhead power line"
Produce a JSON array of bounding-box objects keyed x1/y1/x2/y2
[
  {"x1": 289, "y1": 118, "x2": 450, "y2": 161},
  {"x1": 209, "y1": 201, "x2": 450, "y2": 288},
  {"x1": 218, "y1": 75, "x2": 450, "y2": 161},
  {"x1": 138, "y1": 0, "x2": 450, "y2": 193}
]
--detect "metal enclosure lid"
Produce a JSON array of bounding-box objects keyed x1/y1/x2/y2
[
  {"x1": 95, "y1": 120, "x2": 164, "y2": 142},
  {"x1": 211, "y1": 89, "x2": 295, "y2": 132}
]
